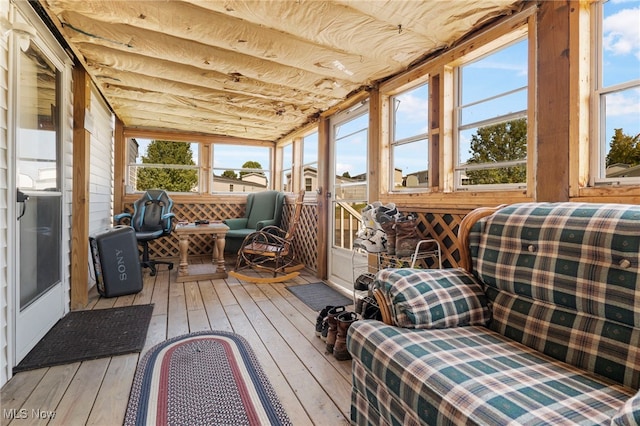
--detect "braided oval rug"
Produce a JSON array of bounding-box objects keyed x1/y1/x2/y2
[{"x1": 124, "y1": 331, "x2": 291, "y2": 426}]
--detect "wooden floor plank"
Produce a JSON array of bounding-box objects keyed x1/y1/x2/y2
[
  {"x1": 198, "y1": 280, "x2": 234, "y2": 332},
  {"x1": 142, "y1": 313, "x2": 168, "y2": 354},
  {"x1": 0, "y1": 368, "x2": 47, "y2": 426},
  {"x1": 86, "y1": 354, "x2": 139, "y2": 426},
  {"x1": 16, "y1": 363, "x2": 80, "y2": 426},
  {"x1": 49, "y1": 358, "x2": 111, "y2": 426},
  {"x1": 149, "y1": 270, "x2": 170, "y2": 316},
  {"x1": 184, "y1": 281, "x2": 205, "y2": 311},
  {"x1": 166, "y1": 282, "x2": 189, "y2": 338}
]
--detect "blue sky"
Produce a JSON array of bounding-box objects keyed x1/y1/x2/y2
[{"x1": 602, "y1": 0, "x2": 640, "y2": 151}]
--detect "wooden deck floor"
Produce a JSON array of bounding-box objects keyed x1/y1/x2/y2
[{"x1": 1, "y1": 258, "x2": 353, "y2": 425}]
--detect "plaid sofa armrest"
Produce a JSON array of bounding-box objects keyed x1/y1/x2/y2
[
  {"x1": 611, "y1": 390, "x2": 640, "y2": 425},
  {"x1": 373, "y1": 268, "x2": 490, "y2": 329}
]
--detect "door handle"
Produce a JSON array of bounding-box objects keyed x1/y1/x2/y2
[{"x1": 17, "y1": 189, "x2": 29, "y2": 220}]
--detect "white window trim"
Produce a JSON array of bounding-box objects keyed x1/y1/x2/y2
[
  {"x1": 452, "y1": 32, "x2": 530, "y2": 191},
  {"x1": 590, "y1": 1, "x2": 640, "y2": 186},
  {"x1": 389, "y1": 81, "x2": 430, "y2": 193}
]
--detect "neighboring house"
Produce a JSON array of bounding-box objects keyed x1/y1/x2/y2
[
  {"x1": 606, "y1": 163, "x2": 640, "y2": 178},
  {"x1": 211, "y1": 174, "x2": 268, "y2": 193}
]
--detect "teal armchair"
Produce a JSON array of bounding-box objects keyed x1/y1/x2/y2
[{"x1": 224, "y1": 190, "x2": 286, "y2": 253}]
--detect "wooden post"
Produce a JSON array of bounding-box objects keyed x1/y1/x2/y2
[
  {"x1": 70, "y1": 67, "x2": 91, "y2": 309},
  {"x1": 536, "y1": 1, "x2": 570, "y2": 201},
  {"x1": 113, "y1": 118, "x2": 126, "y2": 214},
  {"x1": 316, "y1": 117, "x2": 330, "y2": 279}
]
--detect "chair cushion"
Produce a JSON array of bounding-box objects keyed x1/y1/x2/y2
[
  {"x1": 246, "y1": 191, "x2": 278, "y2": 229},
  {"x1": 375, "y1": 268, "x2": 489, "y2": 329}
]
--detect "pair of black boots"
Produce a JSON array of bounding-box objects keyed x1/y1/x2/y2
[{"x1": 315, "y1": 306, "x2": 358, "y2": 360}]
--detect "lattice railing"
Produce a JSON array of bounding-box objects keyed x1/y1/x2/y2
[
  {"x1": 121, "y1": 198, "x2": 467, "y2": 272},
  {"x1": 384, "y1": 210, "x2": 466, "y2": 269}
]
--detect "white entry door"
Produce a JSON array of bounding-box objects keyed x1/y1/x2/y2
[
  {"x1": 327, "y1": 101, "x2": 369, "y2": 291},
  {"x1": 13, "y1": 37, "x2": 65, "y2": 363}
]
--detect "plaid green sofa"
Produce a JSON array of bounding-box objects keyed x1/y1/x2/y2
[{"x1": 347, "y1": 202, "x2": 640, "y2": 425}]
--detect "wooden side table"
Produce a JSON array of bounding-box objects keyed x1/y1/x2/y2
[{"x1": 174, "y1": 222, "x2": 229, "y2": 282}]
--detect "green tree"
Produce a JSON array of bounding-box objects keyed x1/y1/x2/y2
[
  {"x1": 137, "y1": 140, "x2": 198, "y2": 192},
  {"x1": 240, "y1": 161, "x2": 263, "y2": 178},
  {"x1": 466, "y1": 118, "x2": 527, "y2": 185},
  {"x1": 222, "y1": 170, "x2": 238, "y2": 179},
  {"x1": 605, "y1": 128, "x2": 640, "y2": 167}
]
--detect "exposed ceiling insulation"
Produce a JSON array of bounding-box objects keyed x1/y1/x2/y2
[{"x1": 37, "y1": 0, "x2": 523, "y2": 142}]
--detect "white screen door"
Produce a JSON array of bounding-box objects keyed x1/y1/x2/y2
[
  {"x1": 328, "y1": 102, "x2": 369, "y2": 291},
  {"x1": 14, "y1": 38, "x2": 65, "y2": 363}
]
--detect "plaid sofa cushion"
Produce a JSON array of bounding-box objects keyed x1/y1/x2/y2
[
  {"x1": 374, "y1": 268, "x2": 489, "y2": 329},
  {"x1": 470, "y1": 202, "x2": 640, "y2": 388},
  {"x1": 347, "y1": 320, "x2": 635, "y2": 426},
  {"x1": 612, "y1": 389, "x2": 640, "y2": 426}
]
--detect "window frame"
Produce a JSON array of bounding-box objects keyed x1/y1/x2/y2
[
  {"x1": 389, "y1": 81, "x2": 430, "y2": 191},
  {"x1": 210, "y1": 143, "x2": 272, "y2": 194},
  {"x1": 452, "y1": 28, "x2": 531, "y2": 192},
  {"x1": 125, "y1": 137, "x2": 201, "y2": 194},
  {"x1": 591, "y1": 0, "x2": 640, "y2": 186}
]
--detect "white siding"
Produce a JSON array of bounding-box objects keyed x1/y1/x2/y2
[
  {"x1": 89, "y1": 88, "x2": 114, "y2": 234},
  {"x1": 61, "y1": 64, "x2": 73, "y2": 317},
  {"x1": 88, "y1": 88, "x2": 114, "y2": 286}
]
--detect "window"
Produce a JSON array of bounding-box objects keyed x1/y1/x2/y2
[
  {"x1": 127, "y1": 138, "x2": 199, "y2": 193},
  {"x1": 280, "y1": 143, "x2": 293, "y2": 191},
  {"x1": 302, "y1": 131, "x2": 318, "y2": 194},
  {"x1": 594, "y1": 0, "x2": 640, "y2": 183},
  {"x1": 212, "y1": 144, "x2": 271, "y2": 193},
  {"x1": 455, "y1": 36, "x2": 529, "y2": 189},
  {"x1": 390, "y1": 82, "x2": 429, "y2": 189}
]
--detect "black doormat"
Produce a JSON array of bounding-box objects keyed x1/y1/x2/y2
[
  {"x1": 14, "y1": 304, "x2": 154, "y2": 373},
  {"x1": 286, "y1": 282, "x2": 352, "y2": 312}
]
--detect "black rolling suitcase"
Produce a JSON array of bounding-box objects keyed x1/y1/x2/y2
[{"x1": 89, "y1": 225, "x2": 143, "y2": 297}]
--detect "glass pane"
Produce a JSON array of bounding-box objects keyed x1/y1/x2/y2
[
  {"x1": 461, "y1": 164, "x2": 526, "y2": 186},
  {"x1": 334, "y1": 182, "x2": 366, "y2": 201},
  {"x1": 20, "y1": 195, "x2": 61, "y2": 309},
  {"x1": 18, "y1": 40, "x2": 62, "y2": 309},
  {"x1": 282, "y1": 144, "x2": 293, "y2": 170},
  {"x1": 459, "y1": 118, "x2": 528, "y2": 167},
  {"x1": 130, "y1": 139, "x2": 199, "y2": 192},
  {"x1": 602, "y1": 1, "x2": 640, "y2": 88},
  {"x1": 212, "y1": 144, "x2": 271, "y2": 192},
  {"x1": 393, "y1": 83, "x2": 428, "y2": 141},
  {"x1": 460, "y1": 38, "x2": 528, "y2": 105},
  {"x1": 602, "y1": 88, "x2": 640, "y2": 177},
  {"x1": 334, "y1": 114, "x2": 368, "y2": 184},
  {"x1": 133, "y1": 166, "x2": 198, "y2": 192},
  {"x1": 17, "y1": 42, "x2": 58, "y2": 191},
  {"x1": 334, "y1": 200, "x2": 367, "y2": 250},
  {"x1": 303, "y1": 164, "x2": 317, "y2": 192},
  {"x1": 392, "y1": 139, "x2": 429, "y2": 188},
  {"x1": 460, "y1": 88, "x2": 527, "y2": 125},
  {"x1": 280, "y1": 144, "x2": 293, "y2": 191},
  {"x1": 303, "y1": 132, "x2": 318, "y2": 165}
]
